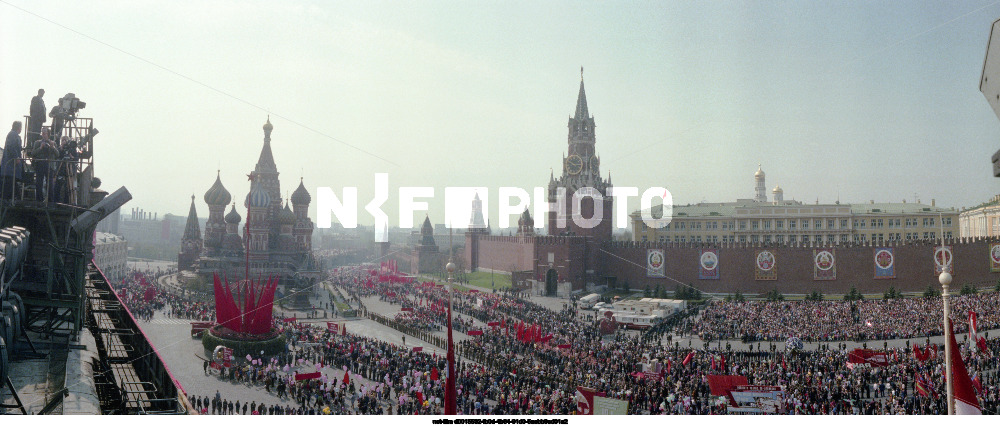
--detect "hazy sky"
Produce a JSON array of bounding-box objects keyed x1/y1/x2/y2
[{"x1": 4, "y1": 0, "x2": 1000, "y2": 230}]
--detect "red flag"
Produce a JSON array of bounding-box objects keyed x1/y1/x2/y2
[
  {"x1": 913, "y1": 343, "x2": 929, "y2": 362},
  {"x1": 977, "y1": 336, "x2": 989, "y2": 354},
  {"x1": 431, "y1": 366, "x2": 439, "y2": 381},
  {"x1": 342, "y1": 371, "x2": 350, "y2": 386},
  {"x1": 682, "y1": 352, "x2": 694, "y2": 366},
  {"x1": 969, "y1": 310, "x2": 978, "y2": 344},
  {"x1": 781, "y1": 356, "x2": 787, "y2": 371},
  {"x1": 947, "y1": 320, "x2": 981, "y2": 414},
  {"x1": 972, "y1": 373, "x2": 984, "y2": 395},
  {"x1": 914, "y1": 372, "x2": 932, "y2": 397},
  {"x1": 711, "y1": 356, "x2": 717, "y2": 371},
  {"x1": 295, "y1": 372, "x2": 321, "y2": 381}
]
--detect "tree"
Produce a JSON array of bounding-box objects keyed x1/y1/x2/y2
[
  {"x1": 806, "y1": 290, "x2": 823, "y2": 301},
  {"x1": 960, "y1": 284, "x2": 978, "y2": 296},
  {"x1": 765, "y1": 288, "x2": 784, "y2": 301},
  {"x1": 733, "y1": 291, "x2": 745, "y2": 302},
  {"x1": 923, "y1": 285, "x2": 941, "y2": 298},
  {"x1": 883, "y1": 286, "x2": 902, "y2": 300},
  {"x1": 645, "y1": 286, "x2": 652, "y2": 298},
  {"x1": 995, "y1": 279, "x2": 1000, "y2": 293},
  {"x1": 844, "y1": 286, "x2": 864, "y2": 301},
  {"x1": 655, "y1": 284, "x2": 665, "y2": 299}
]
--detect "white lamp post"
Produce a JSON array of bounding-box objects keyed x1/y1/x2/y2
[{"x1": 939, "y1": 268, "x2": 953, "y2": 415}]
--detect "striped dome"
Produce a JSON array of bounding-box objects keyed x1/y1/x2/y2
[
  {"x1": 225, "y1": 204, "x2": 242, "y2": 224},
  {"x1": 291, "y1": 178, "x2": 311, "y2": 205},
  {"x1": 245, "y1": 184, "x2": 271, "y2": 209},
  {"x1": 279, "y1": 203, "x2": 297, "y2": 225},
  {"x1": 203, "y1": 172, "x2": 231, "y2": 206}
]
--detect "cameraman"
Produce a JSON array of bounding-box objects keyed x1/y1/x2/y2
[
  {"x1": 29, "y1": 128, "x2": 58, "y2": 202},
  {"x1": 54, "y1": 136, "x2": 79, "y2": 204}
]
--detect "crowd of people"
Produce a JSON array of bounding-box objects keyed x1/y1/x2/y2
[
  {"x1": 105, "y1": 262, "x2": 1000, "y2": 415},
  {"x1": 686, "y1": 292, "x2": 1000, "y2": 342}
]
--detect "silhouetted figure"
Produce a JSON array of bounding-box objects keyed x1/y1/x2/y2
[
  {"x1": 29, "y1": 128, "x2": 58, "y2": 202},
  {"x1": 28, "y1": 89, "x2": 45, "y2": 145},
  {"x1": 49, "y1": 105, "x2": 67, "y2": 139},
  {"x1": 2, "y1": 121, "x2": 23, "y2": 199}
]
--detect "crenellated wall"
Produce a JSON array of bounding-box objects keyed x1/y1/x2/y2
[{"x1": 601, "y1": 237, "x2": 1000, "y2": 294}]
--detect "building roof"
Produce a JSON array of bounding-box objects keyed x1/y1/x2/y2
[
  {"x1": 95, "y1": 232, "x2": 125, "y2": 243},
  {"x1": 850, "y1": 203, "x2": 954, "y2": 215},
  {"x1": 632, "y1": 200, "x2": 954, "y2": 219}
]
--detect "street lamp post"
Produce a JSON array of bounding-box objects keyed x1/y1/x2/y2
[{"x1": 940, "y1": 268, "x2": 954, "y2": 415}]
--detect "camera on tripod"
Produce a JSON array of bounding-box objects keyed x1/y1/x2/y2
[{"x1": 57, "y1": 93, "x2": 86, "y2": 118}]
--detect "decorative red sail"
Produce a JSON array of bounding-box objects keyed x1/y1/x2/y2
[{"x1": 212, "y1": 273, "x2": 279, "y2": 335}]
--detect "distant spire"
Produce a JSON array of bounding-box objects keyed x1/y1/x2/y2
[
  {"x1": 574, "y1": 70, "x2": 589, "y2": 120},
  {"x1": 256, "y1": 117, "x2": 277, "y2": 173},
  {"x1": 183, "y1": 194, "x2": 201, "y2": 241}
]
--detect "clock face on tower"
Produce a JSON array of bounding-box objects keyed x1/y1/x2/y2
[
  {"x1": 566, "y1": 154, "x2": 583, "y2": 175},
  {"x1": 590, "y1": 156, "x2": 599, "y2": 173}
]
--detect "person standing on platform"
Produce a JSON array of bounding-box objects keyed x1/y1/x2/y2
[
  {"x1": 28, "y1": 89, "x2": 45, "y2": 145},
  {"x1": 2, "y1": 121, "x2": 23, "y2": 199},
  {"x1": 29, "y1": 128, "x2": 57, "y2": 202}
]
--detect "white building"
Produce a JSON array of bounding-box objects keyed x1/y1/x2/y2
[{"x1": 94, "y1": 232, "x2": 128, "y2": 282}]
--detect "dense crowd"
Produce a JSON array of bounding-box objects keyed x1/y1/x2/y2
[
  {"x1": 687, "y1": 292, "x2": 1000, "y2": 342},
  {"x1": 108, "y1": 262, "x2": 1000, "y2": 415}
]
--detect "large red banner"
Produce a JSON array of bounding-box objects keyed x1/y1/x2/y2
[
  {"x1": 848, "y1": 349, "x2": 889, "y2": 366},
  {"x1": 294, "y1": 372, "x2": 322, "y2": 381},
  {"x1": 707, "y1": 375, "x2": 749, "y2": 405},
  {"x1": 575, "y1": 386, "x2": 606, "y2": 415}
]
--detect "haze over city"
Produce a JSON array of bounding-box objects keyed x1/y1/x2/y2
[{"x1": 3, "y1": 0, "x2": 1000, "y2": 229}]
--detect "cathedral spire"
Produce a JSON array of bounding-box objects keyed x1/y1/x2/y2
[
  {"x1": 183, "y1": 195, "x2": 201, "y2": 240},
  {"x1": 256, "y1": 117, "x2": 277, "y2": 173},
  {"x1": 574, "y1": 69, "x2": 589, "y2": 120}
]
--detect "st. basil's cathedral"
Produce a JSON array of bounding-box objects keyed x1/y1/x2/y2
[{"x1": 178, "y1": 118, "x2": 320, "y2": 302}]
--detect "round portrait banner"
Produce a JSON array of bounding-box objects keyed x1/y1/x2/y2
[
  {"x1": 875, "y1": 249, "x2": 894, "y2": 270},
  {"x1": 756, "y1": 251, "x2": 775, "y2": 271},
  {"x1": 814, "y1": 250, "x2": 834, "y2": 271},
  {"x1": 648, "y1": 251, "x2": 664, "y2": 270},
  {"x1": 700, "y1": 251, "x2": 719, "y2": 271},
  {"x1": 934, "y1": 246, "x2": 952, "y2": 269}
]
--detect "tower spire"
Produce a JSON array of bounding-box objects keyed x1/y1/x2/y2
[
  {"x1": 183, "y1": 195, "x2": 201, "y2": 240},
  {"x1": 574, "y1": 70, "x2": 589, "y2": 120}
]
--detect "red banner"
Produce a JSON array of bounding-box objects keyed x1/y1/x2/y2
[
  {"x1": 848, "y1": 349, "x2": 889, "y2": 366},
  {"x1": 707, "y1": 375, "x2": 749, "y2": 405},
  {"x1": 557, "y1": 344, "x2": 571, "y2": 349},
  {"x1": 574, "y1": 387, "x2": 606, "y2": 415},
  {"x1": 412, "y1": 346, "x2": 423, "y2": 352},
  {"x1": 283, "y1": 317, "x2": 297, "y2": 323},
  {"x1": 295, "y1": 372, "x2": 322, "y2": 381},
  {"x1": 467, "y1": 330, "x2": 483, "y2": 336}
]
